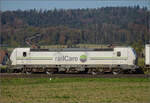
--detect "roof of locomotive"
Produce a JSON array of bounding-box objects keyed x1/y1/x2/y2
[{"x1": 30, "y1": 48, "x2": 114, "y2": 52}]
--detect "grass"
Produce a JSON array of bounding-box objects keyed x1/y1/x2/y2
[{"x1": 0, "y1": 78, "x2": 150, "y2": 103}]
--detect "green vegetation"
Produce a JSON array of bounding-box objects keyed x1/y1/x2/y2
[
  {"x1": 138, "y1": 58, "x2": 150, "y2": 74},
  {"x1": 132, "y1": 40, "x2": 144, "y2": 58},
  {"x1": 0, "y1": 78, "x2": 149, "y2": 103},
  {"x1": 0, "y1": 65, "x2": 8, "y2": 69},
  {"x1": 138, "y1": 58, "x2": 145, "y2": 67}
]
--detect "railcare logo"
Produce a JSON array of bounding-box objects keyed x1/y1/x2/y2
[
  {"x1": 55, "y1": 56, "x2": 78, "y2": 62},
  {"x1": 80, "y1": 55, "x2": 87, "y2": 62}
]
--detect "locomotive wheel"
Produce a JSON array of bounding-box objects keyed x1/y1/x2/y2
[
  {"x1": 112, "y1": 71, "x2": 119, "y2": 75},
  {"x1": 87, "y1": 69, "x2": 98, "y2": 75},
  {"x1": 91, "y1": 71, "x2": 97, "y2": 75},
  {"x1": 46, "y1": 71, "x2": 53, "y2": 75},
  {"x1": 112, "y1": 69, "x2": 122, "y2": 75},
  {"x1": 45, "y1": 68, "x2": 58, "y2": 74},
  {"x1": 26, "y1": 71, "x2": 32, "y2": 74}
]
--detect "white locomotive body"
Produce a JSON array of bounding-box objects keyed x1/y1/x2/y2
[
  {"x1": 10, "y1": 46, "x2": 137, "y2": 74},
  {"x1": 145, "y1": 44, "x2": 150, "y2": 66}
]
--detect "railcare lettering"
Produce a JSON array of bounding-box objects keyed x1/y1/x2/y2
[{"x1": 55, "y1": 56, "x2": 78, "y2": 62}]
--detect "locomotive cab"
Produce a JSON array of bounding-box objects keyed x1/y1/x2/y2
[
  {"x1": 113, "y1": 47, "x2": 137, "y2": 66},
  {"x1": 10, "y1": 48, "x2": 30, "y2": 65}
]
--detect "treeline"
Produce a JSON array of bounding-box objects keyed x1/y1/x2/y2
[{"x1": 1, "y1": 6, "x2": 149, "y2": 47}]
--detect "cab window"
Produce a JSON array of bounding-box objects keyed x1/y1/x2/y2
[
  {"x1": 23, "y1": 52, "x2": 27, "y2": 57},
  {"x1": 117, "y1": 51, "x2": 121, "y2": 57}
]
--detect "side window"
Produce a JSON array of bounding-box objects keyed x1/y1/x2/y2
[
  {"x1": 117, "y1": 51, "x2": 121, "y2": 57},
  {"x1": 23, "y1": 52, "x2": 27, "y2": 57}
]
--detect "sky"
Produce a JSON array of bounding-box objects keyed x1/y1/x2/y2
[{"x1": 0, "y1": 0, "x2": 150, "y2": 11}]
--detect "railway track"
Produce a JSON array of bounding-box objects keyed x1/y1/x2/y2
[{"x1": 0, "y1": 73, "x2": 149, "y2": 78}]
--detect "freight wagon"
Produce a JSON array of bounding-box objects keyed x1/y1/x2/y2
[
  {"x1": 145, "y1": 44, "x2": 150, "y2": 67},
  {"x1": 10, "y1": 46, "x2": 137, "y2": 74}
]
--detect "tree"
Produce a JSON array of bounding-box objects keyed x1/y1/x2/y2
[{"x1": 132, "y1": 40, "x2": 144, "y2": 58}]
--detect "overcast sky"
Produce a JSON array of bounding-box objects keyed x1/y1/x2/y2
[{"x1": 0, "y1": 0, "x2": 150, "y2": 11}]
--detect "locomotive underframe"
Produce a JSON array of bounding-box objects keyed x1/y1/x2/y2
[{"x1": 10, "y1": 64, "x2": 137, "y2": 74}]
